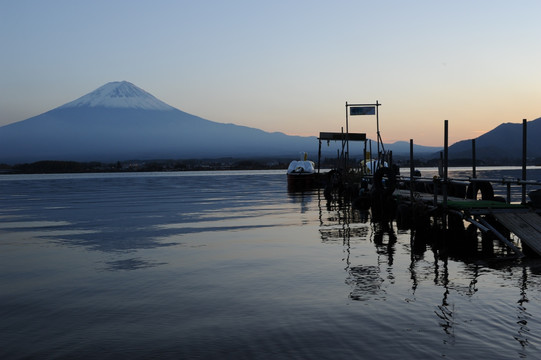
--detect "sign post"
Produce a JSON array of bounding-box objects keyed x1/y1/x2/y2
[{"x1": 345, "y1": 101, "x2": 381, "y2": 169}]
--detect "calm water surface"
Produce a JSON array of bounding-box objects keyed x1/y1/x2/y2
[{"x1": 1, "y1": 168, "x2": 541, "y2": 359}]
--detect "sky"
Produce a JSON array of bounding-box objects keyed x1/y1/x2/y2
[{"x1": 1, "y1": 0, "x2": 540, "y2": 146}]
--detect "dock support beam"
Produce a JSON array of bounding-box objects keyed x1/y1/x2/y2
[
  {"x1": 449, "y1": 210, "x2": 524, "y2": 258},
  {"x1": 410, "y1": 139, "x2": 414, "y2": 201},
  {"x1": 477, "y1": 217, "x2": 524, "y2": 258},
  {"x1": 317, "y1": 138, "x2": 321, "y2": 174},
  {"x1": 522, "y1": 119, "x2": 527, "y2": 204},
  {"x1": 472, "y1": 139, "x2": 476, "y2": 179},
  {"x1": 443, "y1": 120, "x2": 449, "y2": 228}
]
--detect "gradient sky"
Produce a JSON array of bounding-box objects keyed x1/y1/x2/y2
[{"x1": 1, "y1": 0, "x2": 540, "y2": 146}]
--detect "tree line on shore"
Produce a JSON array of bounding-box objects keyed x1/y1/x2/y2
[
  {"x1": 0, "y1": 159, "x2": 289, "y2": 174},
  {"x1": 0, "y1": 155, "x2": 538, "y2": 174}
]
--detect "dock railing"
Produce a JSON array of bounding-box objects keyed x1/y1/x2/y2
[{"x1": 397, "y1": 175, "x2": 541, "y2": 205}]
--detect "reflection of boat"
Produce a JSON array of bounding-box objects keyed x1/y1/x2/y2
[{"x1": 287, "y1": 152, "x2": 317, "y2": 190}]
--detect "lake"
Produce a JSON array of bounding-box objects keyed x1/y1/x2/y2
[{"x1": 1, "y1": 168, "x2": 541, "y2": 359}]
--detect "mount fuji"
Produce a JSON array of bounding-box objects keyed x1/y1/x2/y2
[{"x1": 0, "y1": 81, "x2": 319, "y2": 163}]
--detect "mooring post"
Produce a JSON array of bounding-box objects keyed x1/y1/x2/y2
[
  {"x1": 471, "y1": 138, "x2": 478, "y2": 199},
  {"x1": 522, "y1": 119, "x2": 527, "y2": 204},
  {"x1": 443, "y1": 120, "x2": 448, "y2": 197},
  {"x1": 432, "y1": 151, "x2": 443, "y2": 206},
  {"x1": 442, "y1": 120, "x2": 449, "y2": 229},
  {"x1": 369, "y1": 140, "x2": 373, "y2": 168},
  {"x1": 472, "y1": 139, "x2": 476, "y2": 179},
  {"x1": 410, "y1": 139, "x2": 414, "y2": 201},
  {"x1": 345, "y1": 102, "x2": 349, "y2": 170},
  {"x1": 317, "y1": 138, "x2": 322, "y2": 174},
  {"x1": 341, "y1": 127, "x2": 346, "y2": 171},
  {"x1": 362, "y1": 141, "x2": 367, "y2": 176}
]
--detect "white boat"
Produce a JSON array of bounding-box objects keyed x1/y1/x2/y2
[{"x1": 287, "y1": 153, "x2": 317, "y2": 189}]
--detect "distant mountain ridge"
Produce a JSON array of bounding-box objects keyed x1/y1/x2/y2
[
  {"x1": 10, "y1": 81, "x2": 529, "y2": 164},
  {"x1": 448, "y1": 118, "x2": 541, "y2": 161},
  {"x1": 383, "y1": 141, "x2": 440, "y2": 154},
  {"x1": 0, "y1": 81, "x2": 322, "y2": 163}
]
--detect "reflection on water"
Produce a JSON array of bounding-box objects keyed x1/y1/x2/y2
[
  {"x1": 103, "y1": 257, "x2": 167, "y2": 271},
  {"x1": 1, "y1": 170, "x2": 541, "y2": 359},
  {"x1": 316, "y1": 168, "x2": 541, "y2": 358},
  {"x1": 347, "y1": 265, "x2": 385, "y2": 301}
]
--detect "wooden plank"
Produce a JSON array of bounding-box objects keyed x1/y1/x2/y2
[
  {"x1": 519, "y1": 212, "x2": 541, "y2": 233},
  {"x1": 494, "y1": 212, "x2": 541, "y2": 256}
]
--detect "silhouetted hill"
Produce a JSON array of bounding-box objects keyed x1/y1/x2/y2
[
  {"x1": 448, "y1": 118, "x2": 541, "y2": 162},
  {"x1": 0, "y1": 81, "x2": 445, "y2": 164},
  {"x1": 0, "y1": 82, "x2": 320, "y2": 163}
]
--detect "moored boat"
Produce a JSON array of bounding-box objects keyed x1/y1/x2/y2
[{"x1": 287, "y1": 153, "x2": 317, "y2": 190}]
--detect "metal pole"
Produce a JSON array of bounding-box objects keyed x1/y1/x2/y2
[
  {"x1": 472, "y1": 139, "x2": 476, "y2": 179},
  {"x1": 443, "y1": 120, "x2": 449, "y2": 228},
  {"x1": 376, "y1": 100, "x2": 380, "y2": 160},
  {"x1": 522, "y1": 119, "x2": 527, "y2": 204},
  {"x1": 318, "y1": 138, "x2": 322, "y2": 174},
  {"x1": 345, "y1": 102, "x2": 349, "y2": 170},
  {"x1": 369, "y1": 140, "x2": 373, "y2": 169},
  {"x1": 410, "y1": 139, "x2": 414, "y2": 201},
  {"x1": 363, "y1": 141, "x2": 367, "y2": 176},
  {"x1": 341, "y1": 127, "x2": 345, "y2": 170}
]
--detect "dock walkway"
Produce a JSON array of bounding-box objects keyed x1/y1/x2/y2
[
  {"x1": 392, "y1": 189, "x2": 541, "y2": 257},
  {"x1": 492, "y1": 212, "x2": 541, "y2": 256}
]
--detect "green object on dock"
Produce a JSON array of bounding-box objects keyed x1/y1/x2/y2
[{"x1": 446, "y1": 200, "x2": 526, "y2": 210}]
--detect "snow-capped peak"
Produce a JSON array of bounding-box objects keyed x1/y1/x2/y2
[{"x1": 57, "y1": 81, "x2": 176, "y2": 111}]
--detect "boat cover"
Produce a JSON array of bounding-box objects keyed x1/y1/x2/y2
[{"x1": 287, "y1": 160, "x2": 315, "y2": 174}]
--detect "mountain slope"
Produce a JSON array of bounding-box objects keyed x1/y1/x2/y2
[
  {"x1": 448, "y1": 118, "x2": 541, "y2": 161},
  {"x1": 0, "y1": 82, "x2": 319, "y2": 163},
  {"x1": 383, "y1": 141, "x2": 441, "y2": 155}
]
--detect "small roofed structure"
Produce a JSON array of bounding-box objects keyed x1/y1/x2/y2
[{"x1": 317, "y1": 132, "x2": 366, "y2": 173}]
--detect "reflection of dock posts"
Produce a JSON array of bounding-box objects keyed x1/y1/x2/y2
[
  {"x1": 522, "y1": 119, "x2": 527, "y2": 204},
  {"x1": 516, "y1": 267, "x2": 530, "y2": 347},
  {"x1": 443, "y1": 120, "x2": 449, "y2": 228}
]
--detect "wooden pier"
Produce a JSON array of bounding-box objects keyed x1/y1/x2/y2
[
  {"x1": 492, "y1": 212, "x2": 541, "y2": 256},
  {"x1": 318, "y1": 104, "x2": 541, "y2": 258},
  {"x1": 392, "y1": 187, "x2": 541, "y2": 258},
  {"x1": 392, "y1": 119, "x2": 541, "y2": 258}
]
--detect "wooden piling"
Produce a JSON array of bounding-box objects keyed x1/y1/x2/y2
[
  {"x1": 522, "y1": 119, "x2": 527, "y2": 204},
  {"x1": 472, "y1": 139, "x2": 476, "y2": 179},
  {"x1": 409, "y1": 139, "x2": 414, "y2": 201},
  {"x1": 443, "y1": 120, "x2": 449, "y2": 227}
]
